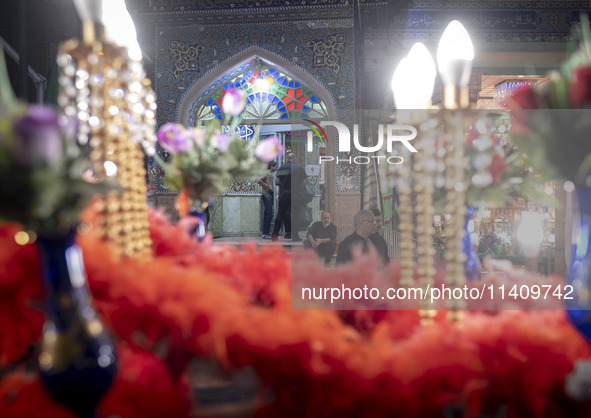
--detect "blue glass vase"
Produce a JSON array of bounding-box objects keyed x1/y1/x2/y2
[
  {"x1": 36, "y1": 229, "x2": 117, "y2": 417},
  {"x1": 188, "y1": 207, "x2": 207, "y2": 242},
  {"x1": 566, "y1": 186, "x2": 591, "y2": 341},
  {"x1": 461, "y1": 206, "x2": 481, "y2": 280}
]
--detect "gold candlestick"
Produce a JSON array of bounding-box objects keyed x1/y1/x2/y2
[
  {"x1": 441, "y1": 113, "x2": 468, "y2": 319},
  {"x1": 397, "y1": 151, "x2": 415, "y2": 288},
  {"x1": 414, "y1": 120, "x2": 438, "y2": 325},
  {"x1": 390, "y1": 44, "x2": 438, "y2": 320},
  {"x1": 393, "y1": 111, "x2": 438, "y2": 325},
  {"x1": 57, "y1": 14, "x2": 156, "y2": 259},
  {"x1": 436, "y1": 20, "x2": 475, "y2": 321}
]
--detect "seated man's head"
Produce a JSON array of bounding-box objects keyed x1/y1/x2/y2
[
  {"x1": 370, "y1": 207, "x2": 383, "y2": 232},
  {"x1": 353, "y1": 209, "x2": 376, "y2": 239},
  {"x1": 321, "y1": 211, "x2": 332, "y2": 227}
]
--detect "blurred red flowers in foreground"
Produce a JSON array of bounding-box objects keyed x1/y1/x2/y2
[{"x1": 0, "y1": 206, "x2": 591, "y2": 417}]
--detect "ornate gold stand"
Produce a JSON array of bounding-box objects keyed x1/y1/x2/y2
[{"x1": 56, "y1": 21, "x2": 156, "y2": 258}]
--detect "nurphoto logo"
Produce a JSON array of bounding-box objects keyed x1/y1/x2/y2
[{"x1": 303, "y1": 119, "x2": 418, "y2": 165}]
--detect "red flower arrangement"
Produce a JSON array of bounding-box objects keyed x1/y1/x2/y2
[
  {"x1": 459, "y1": 115, "x2": 545, "y2": 208},
  {"x1": 431, "y1": 113, "x2": 542, "y2": 211},
  {"x1": 506, "y1": 16, "x2": 591, "y2": 183},
  {"x1": 570, "y1": 66, "x2": 591, "y2": 107},
  {"x1": 1, "y1": 202, "x2": 591, "y2": 417}
]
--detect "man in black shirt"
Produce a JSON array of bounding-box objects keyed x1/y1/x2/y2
[
  {"x1": 303, "y1": 211, "x2": 337, "y2": 265},
  {"x1": 256, "y1": 161, "x2": 278, "y2": 239},
  {"x1": 369, "y1": 207, "x2": 390, "y2": 265},
  {"x1": 271, "y1": 153, "x2": 307, "y2": 242},
  {"x1": 336, "y1": 209, "x2": 377, "y2": 265}
]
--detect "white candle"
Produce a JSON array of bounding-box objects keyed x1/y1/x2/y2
[
  {"x1": 437, "y1": 20, "x2": 474, "y2": 87},
  {"x1": 391, "y1": 42, "x2": 436, "y2": 109}
]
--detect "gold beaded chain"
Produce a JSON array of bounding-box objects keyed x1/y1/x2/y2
[
  {"x1": 394, "y1": 111, "x2": 437, "y2": 325},
  {"x1": 442, "y1": 112, "x2": 468, "y2": 320},
  {"x1": 391, "y1": 107, "x2": 471, "y2": 323},
  {"x1": 56, "y1": 26, "x2": 156, "y2": 259},
  {"x1": 414, "y1": 118, "x2": 438, "y2": 325},
  {"x1": 397, "y1": 148, "x2": 415, "y2": 289}
]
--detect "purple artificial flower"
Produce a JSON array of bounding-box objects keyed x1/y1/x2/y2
[
  {"x1": 211, "y1": 133, "x2": 232, "y2": 152},
  {"x1": 185, "y1": 127, "x2": 206, "y2": 149},
  {"x1": 157, "y1": 122, "x2": 192, "y2": 154},
  {"x1": 255, "y1": 135, "x2": 283, "y2": 162},
  {"x1": 221, "y1": 88, "x2": 246, "y2": 116},
  {"x1": 14, "y1": 105, "x2": 63, "y2": 166}
]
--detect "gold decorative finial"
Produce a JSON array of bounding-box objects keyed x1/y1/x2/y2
[
  {"x1": 391, "y1": 43, "x2": 438, "y2": 324},
  {"x1": 72, "y1": 0, "x2": 105, "y2": 44},
  {"x1": 437, "y1": 20, "x2": 475, "y2": 319},
  {"x1": 57, "y1": 0, "x2": 156, "y2": 259}
]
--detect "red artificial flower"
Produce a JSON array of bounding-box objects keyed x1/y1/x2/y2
[
  {"x1": 98, "y1": 345, "x2": 192, "y2": 418},
  {"x1": 465, "y1": 124, "x2": 479, "y2": 145},
  {"x1": 5, "y1": 203, "x2": 591, "y2": 417},
  {"x1": 0, "y1": 225, "x2": 45, "y2": 367},
  {"x1": 505, "y1": 85, "x2": 540, "y2": 136},
  {"x1": 0, "y1": 371, "x2": 74, "y2": 417},
  {"x1": 488, "y1": 153, "x2": 509, "y2": 183},
  {"x1": 506, "y1": 85, "x2": 539, "y2": 110},
  {"x1": 569, "y1": 66, "x2": 591, "y2": 108},
  {"x1": 0, "y1": 224, "x2": 44, "y2": 303},
  {"x1": 0, "y1": 302, "x2": 44, "y2": 367}
]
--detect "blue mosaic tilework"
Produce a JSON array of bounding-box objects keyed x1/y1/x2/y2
[
  {"x1": 145, "y1": 0, "x2": 584, "y2": 195},
  {"x1": 155, "y1": 22, "x2": 353, "y2": 128},
  {"x1": 364, "y1": 1, "x2": 591, "y2": 41},
  {"x1": 127, "y1": 0, "x2": 379, "y2": 13},
  {"x1": 153, "y1": 21, "x2": 355, "y2": 193}
]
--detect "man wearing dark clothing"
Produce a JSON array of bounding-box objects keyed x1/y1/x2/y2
[
  {"x1": 303, "y1": 211, "x2": 337, "y2": 265},
  {"x1": 272, "y1": 153, "x2": 307, "y2": 242},
  {"x1": 256, "y1": 161, "x2": 278, "y2": 239},
  {"x1": 369, "y1": 207, "x2": 390, "y2": 265},
  {"x1": 336, "y1": 209, "x2": 377, "y2": 265}
]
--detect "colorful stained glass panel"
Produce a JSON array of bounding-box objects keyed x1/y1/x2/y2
[{"x1": 194, "y1": 58, "x2": 328, "y2": 122}]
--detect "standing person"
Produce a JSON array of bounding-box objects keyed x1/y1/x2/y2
[
  {"x1": 256, "y1": 161, "x2": 278, "y2": 239},
  {"x1": 304, "y1": 211, "x2": 337, "y2": 265},
  {"x1": 335, "y1": 209, "x2": 377, "y2": 265},
  {"x1": 369, "y1": 207, "x2": 390, "y2": 265},
  {"x1": 271, "y1": 153, "x2": 307, "y2": 242}
]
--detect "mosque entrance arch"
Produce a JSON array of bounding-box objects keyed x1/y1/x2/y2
[{"x1": 176, "y1": 48, "x2": 337, "y2": 237}]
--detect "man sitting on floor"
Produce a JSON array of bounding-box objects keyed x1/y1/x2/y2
[
  {"x1": 303, "y1": 211, "x2": 337, "y2": 265},
  {"x1": 335, "y1": 209, "x2": 377, "y2": 265}
]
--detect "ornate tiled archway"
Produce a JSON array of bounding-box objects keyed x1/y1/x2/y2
[
  {"x1": 150, "y1": 20, "x2": 357, "y2": 228},
  {"x1": 176, "y1": 46, "x2": 337, "y2": 126},
  {"x1": 153, "y1": 43, "x2": 347, "y2": 236},
  {"x1": 177, "y1": 49, "x2": 339, "y2": 236}
]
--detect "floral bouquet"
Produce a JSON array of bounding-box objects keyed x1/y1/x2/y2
[
  {"x1": 506, "y1": 15, "x2": 591, "y2": 184},
  {"x1": 0, "y1": 47, "x2": 121, "y2": 416},
  {"x1": 156, "y1": 88, "x2": 282, "y2": 215},
  {"x1": 432, "y1": 114, "x2": 551, "y2": 210},
  {"x1": 465, "y1": 115, "x2": 555, "y2": 207},
  {"x1": 506, "y1": 17, "x2": 591, "y2": 397},
  {"x1": 463, "y1": 117, "x2": 531, "y2": 206},
  {"x1": 0, "y1": 50, "x2": 114, "y2": 237}
]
